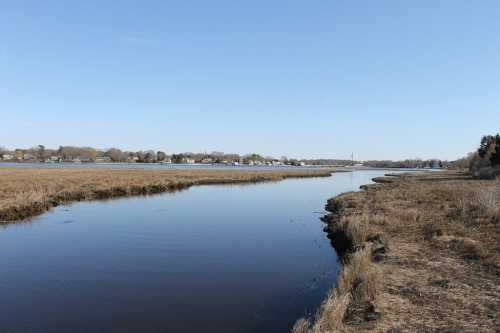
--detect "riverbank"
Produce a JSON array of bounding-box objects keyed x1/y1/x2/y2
[
  {"x1": 0, "y1": 168, "x2": 334, "y2": 223},
  {"x1": 294, "y1": 171, "x2": 500, "y2": 332}
]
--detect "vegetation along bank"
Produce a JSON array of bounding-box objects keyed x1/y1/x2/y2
[
  {"x1": 294, "y1": 171, "x2": 499, "y2": 332},
  {"x1": 0, "y1": 168, "x2": 334, "y2": 223}
]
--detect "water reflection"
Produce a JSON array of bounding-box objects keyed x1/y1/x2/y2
[{"x1": 0, "y1": 170, "x2": 392, "y2": 333}]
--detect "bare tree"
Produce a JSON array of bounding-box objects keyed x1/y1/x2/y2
[
  {"x1": 58, "y1": 146, "x2": 97, "y2": 161},
  {"x1": 157, "y1": 151, "x2": 167, "y2": 161},
  {"x1": 36, "y1": 145, "x2": 46, "y2": 161},
  {"x1": 105, "y1": 148, "x2": 125, "y2": 162},
  {"x1": 144, "y1": 150, "x2": 156, "y2": 163}
]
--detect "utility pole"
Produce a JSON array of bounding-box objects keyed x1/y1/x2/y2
[{"x1": 351, "y1": 152, "x2": 354, "y2": 166}]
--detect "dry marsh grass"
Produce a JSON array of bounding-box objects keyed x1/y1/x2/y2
[
  {"x1": 294, "y1": 248, "x2": 380, "y2": 333},
  {"x1": 0, "y1": 167, "x2": 332, "y2": 223},
  {"x1": 295, "y1": 171, "x2": 500, "y2": 332}
]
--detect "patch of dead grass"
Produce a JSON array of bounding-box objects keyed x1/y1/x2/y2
[
  {"x1": 0, "y1": 167, "x2": 333, "y2": 223},
  {"x1": 294, "y1": 171, "x2": 500, "y2": 332}
]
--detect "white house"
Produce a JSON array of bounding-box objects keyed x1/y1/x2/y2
[{"x1": 95, "y1": 156, "x2": 112, "y2": 163}]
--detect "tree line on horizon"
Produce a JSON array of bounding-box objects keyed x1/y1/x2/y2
[
  {"x1": 0, "y1": 145, "x2": 450, "y2": 168},
  {"x1": 457, "y1": 134, "x2": 500, "y2": 178},
  {"x1": 0, "y1": 145, "x2": 356, "y2": 166},
  {"x1": 0, "y1": 146, "x2": 248, "y2": 164}
]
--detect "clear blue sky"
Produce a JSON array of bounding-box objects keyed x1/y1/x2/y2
[{"x1": 1, "y1": 1, "x2": 499, "y2": 160}]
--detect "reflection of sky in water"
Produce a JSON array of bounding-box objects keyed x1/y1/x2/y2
[{"x1": 0, "y1": 170, "x2": 392, "y2": 333}]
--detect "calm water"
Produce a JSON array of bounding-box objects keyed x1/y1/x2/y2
[{"x1": 0, "y1": 170, "x2": 391, "y2": 333}]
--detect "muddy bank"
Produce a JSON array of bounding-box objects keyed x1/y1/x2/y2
[
  {"x1": 0, "y1": 168, "x2": 334, "y2": 223},
  {"x1": 294, "y1": 172, "x2": 500, "y2": 332}
]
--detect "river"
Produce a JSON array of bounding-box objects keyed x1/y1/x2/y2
[{"x1": 0, "y1": 170, "x2": 393, "y2": 332}]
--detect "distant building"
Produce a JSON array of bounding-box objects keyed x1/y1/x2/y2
[
  {"x1": 127, "y1": 156, "x2": 139, "y2": 163},
  {"x1": 95, "y1": 156, "x2": 112, "y2": 163},
  {"x1": 14, "y1": 150, "x2": 24, "y2": 161},
  {"x1": 23, "y1": 153, "x2": 36, "y2": 161},
  {"x1": 1, "y1": 154, "x2": 14, "y2": 161}
]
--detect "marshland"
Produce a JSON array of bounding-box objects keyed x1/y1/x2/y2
[
  {"x1": 3, "y1": 1, "x2": 500, "y2": 332},
  {"x1": 0, "y1": 167, "x2": 392, "y2": 332},
  {"x1": 294, "y1": 171, "x2": 500, "y2": 332},
  {"x1": 0, "y1": 167, "x2": 334, "y2": 222},
  {"x1": 1, "y1": 162, "x2": 499, "y2": 332}
]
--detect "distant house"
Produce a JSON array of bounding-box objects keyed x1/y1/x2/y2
[
  {"x1": 1, "y1": 154, "x2": 14, "y2": 161},
  {"x1": 81, "y1": 157, "x2": 93, "y2": 163},
  {"x1": 95, "y1": 156, "x2": 112, "y2": 163},
  {"x1": 14, "y1": 150, "x2": 24, "y2": 161},
  {"x1": 160, "y1": 158, "x2": 172, "y2": 164},
  {"x1": 127, "y1": 156, "x2": 139, "y2": 163},
  {"x1": 23, "y1": 153, "x2": 36, "y2": 161},
  {"x1": 431, "y1": 160, "x2": 442, "y2": 169},
  {"x1": 200, "y1": 158, "x2": 213, "y2": 164},
  {"x1": 184, "y1": 158, "x2": 195, "y2": 164}
]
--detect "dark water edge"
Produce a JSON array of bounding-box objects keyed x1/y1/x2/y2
[{"x1": 0, "y1": 170, "x2": 393, "y2": 333}]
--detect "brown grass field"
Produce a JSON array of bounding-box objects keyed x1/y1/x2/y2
[
  {"x1": 294, "y1": 171, "x2": 500, "y2": 333},
  {"x1": 0, "y1": 167, "x2": 333, "y2": 223},
  {"x1": 3, "y1": 168, "x2": 499, "y2": 332}
]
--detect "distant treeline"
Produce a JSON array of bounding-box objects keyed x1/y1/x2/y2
[
  {"x1": 0, "y1": 146, "x2": 311, "y2": 165},
  {"x1": 456, "y1": 134, "x2": 500, "y2": 178},
  {"x1": 362, "y1": 159, "x2": 451, "y2": 169},
  {"x1": 0, "y1": 145, "x2": 450, "y2": 168}
]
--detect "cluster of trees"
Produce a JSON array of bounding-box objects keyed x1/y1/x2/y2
[
  {"x1": 478, "y1": 134, "x2": 500, "y2": 166},
  {"x1": 57, "y1": 146, "x2": 98, "y2": 161},
  {"x1": 103, "y1": 149, "x2": 164, "y2": 163},
  {"x1": 0, "y1": 144, "x2": 455, "y2": 169},
  {"x1": 0, "y1": 145, "x2": 171, "y2": 163},
  {"x1": 462, "y1": 134, "x2": 500, "y2": 178},
  {"x1": 301, "y1": 159, "x2": 354, "y2": 166},
  {"x1": 0, "y1": 146, "x2": 294, "y2": 164},
  {"x1": 1, "y1": 146, "x2": 357, "y2": 166},
  {"x1": 363, "y1": 159, "x2": 446, "y2": 169}
]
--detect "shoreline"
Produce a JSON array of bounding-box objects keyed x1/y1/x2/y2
[
  {"x1": 294, "y1": 171, "x2": 500, "y2": 332},
  {"x1": 0, "y1": 168, "x2": 335, "y2": 224}
]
